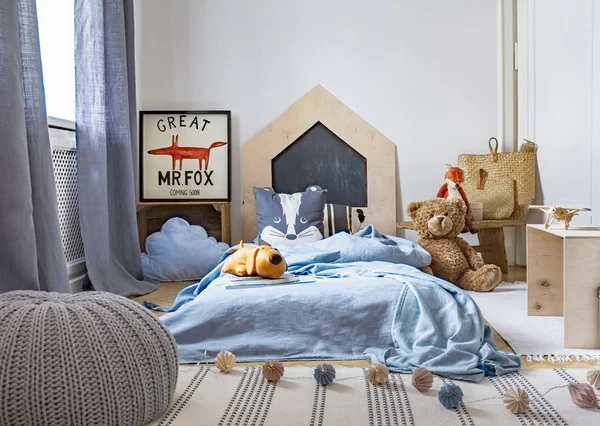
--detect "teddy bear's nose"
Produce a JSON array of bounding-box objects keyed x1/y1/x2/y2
[
  {"x1": 269, "y1": 254, "x2": 282, "y2": 265},
  {"x1": 436, "y1": 216, "x2": 445, "y2": 223}
]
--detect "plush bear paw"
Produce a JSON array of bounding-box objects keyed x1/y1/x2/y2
[
  {"x1": 420, "y1": 266, "x2": 434, "y2": 275},
  {"x1": 457, "y1": 264, "x2": 502, "y2": 292},
  {"x1": 478, "y1": 264, "x2": 502, "y2": 291}
]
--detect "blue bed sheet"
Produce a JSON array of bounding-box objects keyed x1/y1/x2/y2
[{"x1": 160, "y1": 226, "x2": 521, "y2": 382}]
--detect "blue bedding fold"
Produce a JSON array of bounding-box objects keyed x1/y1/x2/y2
[{"x1": 160, "y1": 226, "x2": 520, "y2": 382}]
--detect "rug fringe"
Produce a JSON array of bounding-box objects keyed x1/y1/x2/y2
[{"x1": 525, "y1": 354, "x2": 600, "y2": 362}]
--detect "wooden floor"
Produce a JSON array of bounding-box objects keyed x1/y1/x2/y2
[{"x1": 133, "y1": 266, "x2": 599, "y2": 369}]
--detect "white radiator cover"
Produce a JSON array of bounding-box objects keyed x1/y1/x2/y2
[
  {"x1": 50, "y1": 124, "x2": 88, "y2": 292},
  {"x1": 51, "y1": 148, "x2": 85, "y2": 263}
]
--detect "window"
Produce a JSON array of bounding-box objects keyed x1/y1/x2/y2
[
  {"x1": 36, "y1": 0, "x2": 76, "y2": 124},
  {"x1": 36, "y1": 0, "x2": 83, "y2": 289}
]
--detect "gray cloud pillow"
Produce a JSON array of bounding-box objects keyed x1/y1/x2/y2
[{"x1": 254, "y1": 186, "x2": 327, "y2": 246}]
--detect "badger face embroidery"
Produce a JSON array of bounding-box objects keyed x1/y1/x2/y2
[{"x1": 260, "y1": 192, "x2": 322, "y2": 246}]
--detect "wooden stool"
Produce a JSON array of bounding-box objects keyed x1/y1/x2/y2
[
  {"x1": 527, "y1": 225, "x2": 600, "y2": 348},
  {"x1": 396, "y1": 219, "x2": 526, "y2": 274}
]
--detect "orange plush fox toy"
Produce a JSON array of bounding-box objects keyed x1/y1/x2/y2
[{"x1": 437, "y1": 165, "x2": 477, "y2": 234}]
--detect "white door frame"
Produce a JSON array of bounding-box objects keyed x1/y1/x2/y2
[
  {"x1": 498, "y1": 0, "x2": 519, "y2": 265},
  {"x1": 516, "y1": 0, "x2": 535, "y2": 148},
  {"x1": 515, "y1": 0, "x2": 600, "y2": 266},
  {"x1": 592, "y1": 3, "x2": 600, "y2": 225},
  {"x1": 517, "y1": 0, "x2": 599, "y2": 223}
]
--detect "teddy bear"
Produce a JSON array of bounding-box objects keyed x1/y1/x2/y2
[
  {"x1": 407, "y1": 198, "x2": 502, "y2": 292},
  {"x1": 222, "y1": 241, "x2": 287, "y2": 279}
]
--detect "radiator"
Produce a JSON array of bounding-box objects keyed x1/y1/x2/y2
[
  {"x1": 51, "y1": 146, "x2": 87, "y2": 291},
  {"x1": 51, "y1": 148, "x2": 84, "y2": 263}
]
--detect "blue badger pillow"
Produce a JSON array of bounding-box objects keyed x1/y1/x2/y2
[{"x1": 254, "y1": 186, "x2": 327, "y2": 246}]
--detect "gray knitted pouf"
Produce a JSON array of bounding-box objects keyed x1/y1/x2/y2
[{"x1": 0, "y1": 291, "x2": 178, "y2": 426}]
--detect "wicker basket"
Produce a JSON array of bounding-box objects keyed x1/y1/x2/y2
[
  {"x1": 462, "y1": 176, "x2": 514, "y2": 220},
  {"x1": 458, "y1": 138, "x2": 536, "y2": 219}
]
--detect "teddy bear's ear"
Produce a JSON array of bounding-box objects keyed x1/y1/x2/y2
[{"x1": 407, "y1": 201, "x2": 423, "y2": 218}]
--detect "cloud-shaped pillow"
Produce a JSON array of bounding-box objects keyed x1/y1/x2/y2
[{"x1": 141, "y1": 217, "x2": 229, "y2": 283}]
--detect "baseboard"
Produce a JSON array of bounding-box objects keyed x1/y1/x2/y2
[
  {"x1": 505, "y1": 243, "x2": 516, "y2": 266},
  {"x1": 69, "y1": 273, "x2": 88, "y2": 293},
  {"x1": 67, "y1": 258, "x2": 88, "y2": 293}
]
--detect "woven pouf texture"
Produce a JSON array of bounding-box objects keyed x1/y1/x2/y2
[{"x1": 0, "y1": 291, "x2": 178, "y2": 426}]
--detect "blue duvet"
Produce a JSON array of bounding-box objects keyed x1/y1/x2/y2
[{"x1": 160, "y1": 226, "x2": 520, "y2": 382}]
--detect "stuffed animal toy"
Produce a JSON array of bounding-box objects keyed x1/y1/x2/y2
[
  {"x1": 407, "y1": 198, "x2": 501, "y2": 292},
  {"x1": 222, "y1": 241, "x2": 287, "y2": 279},
  {"x1": 436, "y1": 164, "x2": 477, "y2": 234}
]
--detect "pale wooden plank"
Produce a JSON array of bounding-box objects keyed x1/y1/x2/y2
[
  {"x1": 215, "y1": 202, "x2": 231, "y2": 244},
  {"x1": 528, "y1": 224, "x2": 600, "y2": 238},
  {"x1": 242, "y1": 85, "x2": 397, "y2": 241},
  {"x1": 563, "y1": 238, "x2": 600, "y2": 348},
  {"x1": 526, "y1": 226, "x2": 564, "y2": 316},
  {"x1": 397, "y1": 219, "x2": 526, "y2": 230},
  {"x1": 137, "y1": 201, "x2": 228, "y2": 207}
]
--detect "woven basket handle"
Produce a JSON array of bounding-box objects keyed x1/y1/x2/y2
[
  {"x1": 477, "y1": 168, "x2": 488, "y2": 190},
  {"x1": 488, "y1": 137, "x2": 499, "y2": 162}
]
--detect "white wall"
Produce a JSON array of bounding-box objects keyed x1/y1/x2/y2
[
  {"x1": 516, "y1": 0, "x2": 599, "y2": 263},
  {"x1": 519, "y1": 0, "x2": 595, "y2": 216},
  {"x1": 135, "y1": 0, "x2": 506, "y2": 243}
]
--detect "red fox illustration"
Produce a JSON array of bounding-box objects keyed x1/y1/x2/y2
[{"x1": 148, "y1": 135, "x2": 227, "y2": 170}]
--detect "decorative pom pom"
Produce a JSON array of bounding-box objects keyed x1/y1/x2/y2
[
  {"x1": 412, "y1": 368, "x2": 434, "y2": 392},
  {"x1": 438, "y1": 384, "x2": 464, "y2": 409},
  {"x1": 215, "y1": 350, "x2": 236, "y2": 373},
  {"x1": 366, "y1": 363, "x2": 389, "y2": 385},
  {"x1": 503, "y1": 387, "x2": 530, "y2": 413},
  {"x1": 568, "y1": 383, "x2": 598, "y2": 408},
  {"x1": 262, "y1": 360, "x2": 284, "y2": 382},
  {"x1": 314, "y1": 363, "x2": 336, "y2": 386},
  {"x1": 587, "y1": 369, "x2": 600, "y2": 389}
]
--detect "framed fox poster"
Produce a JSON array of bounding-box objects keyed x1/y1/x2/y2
[{"x1": 139, "y1": 110, "x2": 231, "y2": 202}]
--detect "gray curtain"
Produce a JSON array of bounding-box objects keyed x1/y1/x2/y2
[
  {"x1": 0, "y1": 0, "x2": 70, "y2": 293},
  {"x1": 75, "y1": 0, "x2": 158, "y2": 296}
]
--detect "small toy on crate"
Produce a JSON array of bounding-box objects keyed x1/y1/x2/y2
[
  {"x1": 222, "y1": 241, "x2": 287, "y2": 279},
  {"x1": 529, "y1": 206, "x2": 591, "y2": 230},
  {"x1": 436, "y1": 164, "x2": 477, "y2": 234}
]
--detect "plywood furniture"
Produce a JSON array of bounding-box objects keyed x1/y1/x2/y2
[
  {"x1": 527, "y1": 224, "x2": 600, "y2": 349},
  {"x1": 242, "y1": 84, "x2": 397, "y2": 241},
  {"x1": 396, "y1": 219, "x2": 525, "y2": 274},
  {"x1": 136, "y1": 202, "x2": 231, "y2": 251}
]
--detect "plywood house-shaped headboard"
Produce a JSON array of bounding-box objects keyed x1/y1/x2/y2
[{"x1": 242, "y1": 85, "x2": 397, "y2": 241}]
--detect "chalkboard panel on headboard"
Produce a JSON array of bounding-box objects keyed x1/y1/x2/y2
[{"x1": 271, "y1": 122, "x2": 367, "y2": 206}]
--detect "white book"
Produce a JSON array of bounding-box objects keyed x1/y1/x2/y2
[
  {"x1": 226, "y1": 273, "x2": 298, "y2": 284},
  {"x1": 223, "y1": 273, "x2": 315, "y2": 289}
]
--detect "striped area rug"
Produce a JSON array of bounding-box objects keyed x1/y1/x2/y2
[{"x1": 151, "y1": 366, "x2": 600, "y2": 425}]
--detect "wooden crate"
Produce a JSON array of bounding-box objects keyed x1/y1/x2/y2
[{"x1": 137, "y1": 202, "x2": 231, "y2": 251}]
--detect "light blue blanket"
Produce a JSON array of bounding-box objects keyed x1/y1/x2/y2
[{"x1": 160, "y1": 226, "x2": 520, "y2": 382}]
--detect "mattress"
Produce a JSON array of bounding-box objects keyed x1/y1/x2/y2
[{"x1": 160, "y1": 227, "x2": 521, "y2": 382}]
